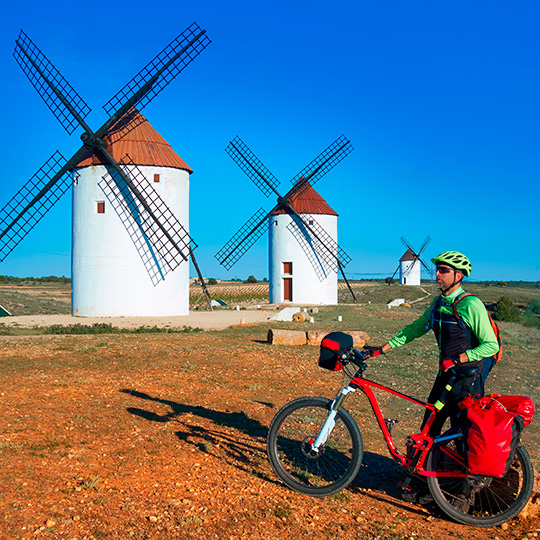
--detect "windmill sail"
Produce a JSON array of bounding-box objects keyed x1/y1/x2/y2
[
  {"x1": 0, "y1": 152, "x2": 71, "y2": 261},
  {"x1": 215, "y1": 208, "x2": 269, "y2": 270},
  {"x1": 286, "y1": 213, "x2": 351, "y2": 282},
  {"x1": 289, "y1": 135, "x2": 353, "y2": 190},
  {"x1": 103, "y1": 22, "x2": 211, "y2": 120},
  {"x1": 13, "y1": 30, "x2": 91, "y2": 135},
  {"x1": 225, "y1": 136, "x2": 280, "y2": 197},
  {"x1": 99, "y1": 155, "x2": 195, "y2": 285}
]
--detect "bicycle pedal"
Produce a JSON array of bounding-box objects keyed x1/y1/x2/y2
[{"x1": 399, "y1": 477, "x2": 412, "y2": 492}]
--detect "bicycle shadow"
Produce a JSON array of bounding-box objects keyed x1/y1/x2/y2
[
  {"x1": 352, "y1": 451, "x2": 438, "y2": 517},
  {"x1": 120, "y1": 388, "x2": 277, "y2": 483},
  {"x1": 121, "y1": 389, "x2": 437, "y2": 517}
]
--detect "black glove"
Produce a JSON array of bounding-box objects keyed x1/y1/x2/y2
[{"x1": 363, "y1": 345, "x2": 384, "y2": 358}]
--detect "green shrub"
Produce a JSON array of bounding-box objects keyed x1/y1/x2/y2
[
  {"x1": 492, "y1": 296, "x2": 521, "y2": 322},
  {"x1": 207, "y1": 278, "x2": 218, "y2": 285}
]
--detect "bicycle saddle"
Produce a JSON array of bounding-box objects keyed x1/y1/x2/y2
[{"x1": 455, "y1": 365, "x2": 479, "y2": 377}]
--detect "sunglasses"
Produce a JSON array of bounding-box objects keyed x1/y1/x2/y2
[{"x1": 436, "y1": 266, "x2": 454, "y2": 274}]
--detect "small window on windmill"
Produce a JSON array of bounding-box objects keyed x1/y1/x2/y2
[
  {"x1": 309, "y1": 219, "x2": 314, "y2": 225},
  {"x1": 283, "y1": 262, "x2": 293, "y2": 275},
  {"x1": 273, "y1": 220, "x2": 278, "y2": 226},
  {"x1": 154, "y1": 173, "x2": 160, "y2": 183},
  {"x1": 96, "y1": 201, "x2": 105, "y2": 214}
]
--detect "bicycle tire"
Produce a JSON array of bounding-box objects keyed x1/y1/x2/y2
[
  {"x1": 427, "y1": 442, "x2": 534, "y2": 527},
  {"x1": 267, "y1": 396, "x2": 363, "y2": 497}
]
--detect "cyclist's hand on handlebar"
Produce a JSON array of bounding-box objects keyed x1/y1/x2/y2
[{"x1": 363, "y1": 345, "x2": 384, "y2": 358}]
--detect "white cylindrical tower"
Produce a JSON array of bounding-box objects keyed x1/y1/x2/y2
[
  {"x1": 399, "y1": 249, "x2": 421, "y2": 286},
  {"x1": 71, "y1": 112, "x2": 193, "y2": 316},
  {"x1": 268, "y1": 183, "x2": 339, "y2": 305}
]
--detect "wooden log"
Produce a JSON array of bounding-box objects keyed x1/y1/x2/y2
[
  {"x1": 306, "y1": 331, "x2": 328, "y2": 346},
  {"x1": 267, "y1": 329, "x2": 307, "y2": 346},
  {"x1": 349, "y1": 331, "x2": 370, "y2": 347},
  {"x1": 306, "y1": 330, "x2": 370, "y2": 347},
  {"x1": 293, "y1": 311, "x2": 308, "y2": 322}
]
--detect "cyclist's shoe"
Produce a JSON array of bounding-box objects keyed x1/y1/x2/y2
[
  {"x1": 452, "y1": 494, "x2": 470, "y2": 513},
  {"x1": 402, "y1": 490, "x2": 434, "y2": 505}
]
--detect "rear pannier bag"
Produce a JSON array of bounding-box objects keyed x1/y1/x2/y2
[
  {"x1": 460, "y1": 394, "x2": 535, "y2": 477},
  {"x1": 319, "y1": 332, "x2": 353, "y2": 371}
]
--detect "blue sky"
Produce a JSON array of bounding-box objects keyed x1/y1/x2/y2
[{"x1": 0, "y1": 0, "x2": 538, "y2": 282}]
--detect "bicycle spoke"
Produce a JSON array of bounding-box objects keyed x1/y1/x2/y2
[
  {"x1": 267, "y1": 397, "x2": 363, "y2": 496},
  {"x1": 427, "y1": 443, "x2": 533, "y2": 526}
]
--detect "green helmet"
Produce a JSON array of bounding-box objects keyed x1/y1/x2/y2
[{"x1": 431, "y1": 251, "x2": 471, "y2": 277}]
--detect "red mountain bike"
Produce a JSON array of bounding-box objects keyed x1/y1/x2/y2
[{"x1": 266, "y1": 347, "x2": 534, "y2": 527}]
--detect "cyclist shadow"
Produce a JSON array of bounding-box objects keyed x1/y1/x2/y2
[
  {"x1": 120, "y1": 388, "x2": 276, "y2": 482},
  {"x1": 352, "y1": 452, "x2": 432, "y2": 516}
]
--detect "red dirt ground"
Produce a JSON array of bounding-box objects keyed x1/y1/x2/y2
[{"x1": 0, "y1": 332, "x2": 538, "y2": 540}]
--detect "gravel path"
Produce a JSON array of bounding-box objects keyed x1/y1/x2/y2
[{"x1": 2, "y1": 309, "x2": 274, "y2": 331}]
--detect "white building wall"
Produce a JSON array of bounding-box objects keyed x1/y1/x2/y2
[
  {"x1": 71, "y1": 164, "x2": 190, "y2": 316},
  {"x1": 268, "y1": 213, "x2": 338, "y2": 305},
  {"x1": 400, "y1": 259, "x2": 421, "y2": 286}
]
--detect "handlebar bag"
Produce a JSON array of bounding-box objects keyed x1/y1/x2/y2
[
  {"x1": 460, "y1": 394, "x2": 534, "y2": 477},
  {"x1": 319, "y1": 332, "x2": 353, "y2": 371}
]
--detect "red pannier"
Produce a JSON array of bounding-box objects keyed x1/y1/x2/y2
[{"x1": 459, "y1": 394, "x2": 535, "y2": 477}]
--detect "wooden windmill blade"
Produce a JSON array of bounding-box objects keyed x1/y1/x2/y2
[
  {"x1": 99, "y1": 155, "x2": 196, "y2": 285},
  {"x1": 225, "y1": 136, "x2": 280, "y2": 197},
  {"x1": 102, "y1": 22, "x2": 211, "y2": 122},
  {"x1": 416, "y1": 236, "x2": 433, "y2": 276},
  {"x1": 1, "y1": 26, "x2": 211, "y2": 282},
  {"x1": 0, "y1": 151, "x2": 72, "y2": 261},
  {"x1": 286, "y1": 213, "x2": 352, "y2": 282},
  {"x1": 288, "y1": 135, "x2": 353, "y2": 192},
  {"x1": 215, "y1": 208, "x2": 270, "y2": 270},
  {"x1": 13, "y1": 30, "x2": 92, "y2": 135}
]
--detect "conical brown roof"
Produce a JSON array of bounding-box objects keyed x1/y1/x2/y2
[
  {"x1": 270, "y1": 181, "x2": 338, "y2": 216},
  {"x1": 400, "y1": 248, "x2": 417, "y2": 262},
  {"x1": 75, "y1": 110, "x2": 192, "y2": 173}
]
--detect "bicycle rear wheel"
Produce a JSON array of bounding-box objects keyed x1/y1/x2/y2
[
  {"x1": 267, "y1": 396, "x2": 363, "y2": 497},
  {"x1": 427, "y1": 441, "x2": 534, "y2": 527}
]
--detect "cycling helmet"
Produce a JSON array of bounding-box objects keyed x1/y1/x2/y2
[{"x1": 431, "y1": 251, "x2": 471, "y2": 277}]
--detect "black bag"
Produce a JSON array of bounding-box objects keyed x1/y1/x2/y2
[{"x1": 319, "y1": 332, "x2": 353, "y2": 371}]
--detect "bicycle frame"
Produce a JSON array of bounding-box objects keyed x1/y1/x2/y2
[{"x1": 320, "y1": 365, "x2": 468, "y2": 479}]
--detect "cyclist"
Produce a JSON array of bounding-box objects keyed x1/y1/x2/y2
[
  {"x1": 373, "y1": 251, "x2": 499, "y2": 434},
  {"x1": 367, "y1": 251, "x2": 499, "y2": 502}
]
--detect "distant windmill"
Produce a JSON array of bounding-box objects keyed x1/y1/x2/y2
[
  {"x1": 215, "y1": 136, "x2": 357, "y2": 303},
  {"x1": 392, "y1": 236, "x2": 433, "y2": 286},
  {"x1": 0, "y1": 24, "x2": 213, "y2": 314}
]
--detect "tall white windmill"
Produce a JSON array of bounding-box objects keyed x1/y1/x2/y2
[
  {"x1": 215, "y1": 136, "x2": 357, "y2": 304},
  {"x1": 72, "y1": 112, "x2": 193, "y2": 316},
  {"x1": 268, "y1": 183, "x2": 339, "y2": 304},
  {"x1": 0, "y1": 24, "x2": 213, "y2": 315},
  {"x1": 392, "y1": 237, "x2": 432, "y2": 286}
]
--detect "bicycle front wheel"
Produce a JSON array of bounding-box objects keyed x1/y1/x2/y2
[
  {"x1": 427, "y1": 442, "x2": 534, "y2": 527},
  {"x1": 267, "y1": 396, "x2": 363, "y2": 497}
]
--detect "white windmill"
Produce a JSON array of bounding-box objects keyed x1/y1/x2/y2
[
  {"x1": 72, "y1": 112, "x2": 193, "y2": 316},
  {"x1": 0, "y1": 24, "x2": 213, "y2": 316},
  {"x1": 268, "y1": 183, "x2": 339, "y2": 304},
  {"x1": 216, "y1": 136, "x2": 356, "y2": 305},
  {"x1": 393, "y1": 237, "x2": 432, "y2": 286}
]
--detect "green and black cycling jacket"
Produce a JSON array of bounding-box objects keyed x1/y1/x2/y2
[{"x1": 388, "y1": 287, "x2": 499, "y2": 362}]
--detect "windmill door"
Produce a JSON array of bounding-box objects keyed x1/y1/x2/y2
[{"x1": 283, "y1": 278, "x2": 293, "y2": 302}]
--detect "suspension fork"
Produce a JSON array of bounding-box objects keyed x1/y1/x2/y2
[{"x1": 310, "y1": 386, "x2": 356, "y2": 453}]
